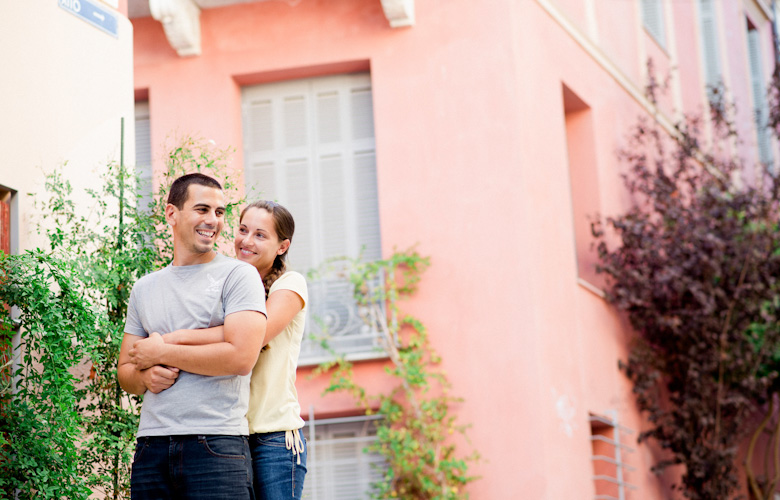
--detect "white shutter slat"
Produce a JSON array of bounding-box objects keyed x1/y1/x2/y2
[
  {"x1": 245, "y1": 161, "x2": 276, "y2": 201},
  {"x1": 319, "y1": 154, "x2": 348, "y2": 259},
  {"x1": 134, "y1": 102, "x2": 153, "y2": 210},
  {"x1": 246, "y1": 99, "x2": 274, "y2": 152},
  {"x1": 353, "y1": 150, "x2": 381, "y2": 260},
  {"x1": 284, "y1": 95, "x2": 308, "y2": 148},
  {"x1": 350, "y1": 87, "x2": 375, "y2": 140},
  {"x1": 317, "y1": 91, "x2": 341, "y2": 143},
  {"x1": 134, "y1": 106, "x2": 151, "y2": 166},
  {"x1": 699, "y1": 0, "x2": 721, "y2": 93},
  {"x1": 285, "y1": 158, "x2": 314, "y2": 271}
]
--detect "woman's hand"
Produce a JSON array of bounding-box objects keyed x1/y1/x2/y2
[{"x1": 129, "y1": 332, "x2": 167, "y2": 370}]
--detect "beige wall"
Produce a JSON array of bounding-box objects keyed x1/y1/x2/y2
[{"x1": 0, "y1": 2, "x2": 134, "y2": 253}]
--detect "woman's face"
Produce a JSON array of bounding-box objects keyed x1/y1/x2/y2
[{"x1": 234, "y1": 207, "x2": 289, "y2": 276}]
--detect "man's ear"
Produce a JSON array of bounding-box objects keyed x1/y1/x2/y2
[{"x1": 165, "y1": 204, "x2": 177, "y2": 226}]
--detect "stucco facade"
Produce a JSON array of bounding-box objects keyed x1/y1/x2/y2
[
  {"x1": 1, "y1": 1, "x2": 135, "y2": 255},
  {"x1": 130, "y1": 0, "x2": 777, "y2": 498}
]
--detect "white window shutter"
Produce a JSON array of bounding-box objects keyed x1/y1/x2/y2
[
  {"x1": 284, "y1": 95, "x2": 309, "y2": 148},
  {"x1": 698, "y1": 0, "x2": 721, "y2": 96},
  {"x1": 285, "y1": 158, "x2": 315, "y2": 272},
  {"x1": 746, "y1": 26, "x2": 773, "y2": 165},
  {"x1": 302, "y1": 416, "x2": 385, "y2": 500},
  {"x1": 134, "y1": 102, "x2": 153, "y2": 210},
  {"x1": 317, "y1": 91, "x2": 341, "y2": 143},
  {"x1": 354, "y1": 150, "x2": 381, "y2": 260},
  {"x1": 641, "y1": 0, "x2": 666, "y2": 48},
  {"x1": 245, "y1": 161, "x2": 276, "y2": 201},
  {"x1": 350, "y1": 87, "x2": 375, "y2": 139},
  {"x1": 245, "y1": 99, "x2": 274, "y2": 152},
  {"x1": 242, "y1": 73, "x2": 383, "y2": 364},
  {"x1": 319, "y1": 153, "x2": 348, "y2": 260}
]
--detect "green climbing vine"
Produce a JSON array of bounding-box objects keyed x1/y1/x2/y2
[
  {"x1": 0, "y1": 136, "x2": 242, "y2": 499},
  {"x1": 314, "y1": 250, "x2": 480, "y2": 499}
]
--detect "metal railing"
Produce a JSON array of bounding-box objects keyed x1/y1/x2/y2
[{"x1": 590, "y1": 413, "x2": 638, "y2": 500}]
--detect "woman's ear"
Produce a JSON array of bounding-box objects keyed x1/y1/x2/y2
[{"x1": 278, "y1": 239, "x2": 291, "y2": 256}]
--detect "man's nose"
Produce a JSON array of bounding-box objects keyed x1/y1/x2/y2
[{"x1": 204, "y1": 210, "x2": 218, "y2": 226}]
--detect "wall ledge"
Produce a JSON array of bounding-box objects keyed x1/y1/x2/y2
[
  {"x1": 150, "y1": 0, "x2": 201, "y2": 56},
  {"x1": 380, "y1": 0, "x2": 414, "y2": 28}
]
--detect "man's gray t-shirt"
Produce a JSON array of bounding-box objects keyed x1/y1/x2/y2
[{"x1": 124, "y1": 253, "x2": 266, "y2": 437}]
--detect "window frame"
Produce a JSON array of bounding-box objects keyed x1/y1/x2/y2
[
  {"x1": 240, "y1": 72, "x2": 385, "y2": 366},
  {"x1": 301, "y1": 413, "x2": 386, "y2": 500}
]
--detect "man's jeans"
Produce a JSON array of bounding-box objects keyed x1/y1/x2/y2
[
  {"x1": 250, "y1": 432, "x2": 308, "y2": 500},
  {"x1": 131, "y1": 435, "x2": 254, "y2": 500}
]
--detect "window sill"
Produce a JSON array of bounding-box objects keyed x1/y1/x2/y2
[{"x1": 298, "y1": 348, "x2": 389, "y2": 368}]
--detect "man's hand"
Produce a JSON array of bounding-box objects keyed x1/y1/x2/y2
[
  {"x1": 118, "y1": 333, "x2": 178, "y2": 395},
  {"x1": 140, "y1": 365, "x2": 180, "y2": 394},
  {"x1": 130, "y1": 332, "x2": 167, "y2": 370}
]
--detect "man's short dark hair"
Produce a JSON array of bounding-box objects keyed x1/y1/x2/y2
[{"x1": 167, "y1": 173, "x2": 223, "y2": 209}]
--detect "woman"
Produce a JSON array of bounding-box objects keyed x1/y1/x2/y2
[{"x1": 163, "y1": 200, "x2": 308, "y2": 499}]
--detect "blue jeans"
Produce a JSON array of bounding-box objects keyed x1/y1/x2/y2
[
  {"x1": 250, "y1": 431, "x2": 308, "y2": 500},
  {"x1": 131, "y1": 435, "x2": 254, "y2": 500}
]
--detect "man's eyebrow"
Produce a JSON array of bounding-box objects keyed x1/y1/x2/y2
[{"x1": 192, "y1": 203, "x2": 227, "y2": 211}]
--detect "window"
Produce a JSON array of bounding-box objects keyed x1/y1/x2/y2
[
  {"x1": 589, "y1": 413, "x2": 637, "y2": 500},
  {"x1": 0, "y1": 187, "x2": 11, "y2": 255},
  {"x1": 746, "y1": 21, "x2": 773, "y2": 166},
  {"x1": 698, "y1": 0, "x2": 722, "y2": 102},
  {"x1": 563, "y1": 84, "x2": 602, "y2": 290},
  {"x1": 134, "y1": 101, "x2": 153, "y2": 211},
  {"x1": 301, "y1": 414, "x2": 385, "y2": 500},
  {"x1": 241, "y1": 73, "x2": 383, "y2": 364},
  {"x1": 0, "y1": 186, "x2": 15, "y2": 394},
  {"x1": 641, "y1": 0, "x2": 666, "y2": 48}
]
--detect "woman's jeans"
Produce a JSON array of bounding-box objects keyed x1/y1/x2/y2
[
  {"x1": 131, "y1": 435, "x2": 254, "y2": 500},
  {"x1": 250, "y1": 431, "x2": 308, "y2": 500}
]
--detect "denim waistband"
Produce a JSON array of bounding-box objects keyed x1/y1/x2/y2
[
  {"x1": 138, "y1": 435, "x2": 248, "y2": 442},
  {"x1": 250, "y1": 431, "x2": 287, "y2": 439}
]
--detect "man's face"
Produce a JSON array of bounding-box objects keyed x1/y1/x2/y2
[{"x1": 167, "y1": 184, "x2": 226, "y2": 257}]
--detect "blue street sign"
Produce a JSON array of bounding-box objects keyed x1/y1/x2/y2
[{"x1": 59, "y1": 0, "x2": 118, "y2": 38}]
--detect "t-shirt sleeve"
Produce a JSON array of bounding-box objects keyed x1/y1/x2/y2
[
  {"x1": 124, "y1": 285, "x2": 148, "y2": 337},
  {"x1": 223, "y1": 263, "x2": 267, "y2": 318},
  {"x1": 268, "y1": 271, "x2": 308, "y2": 310}
]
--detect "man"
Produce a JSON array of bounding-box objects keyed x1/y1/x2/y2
[{"x1": 117, "y1": 173, "x2": 267, "y2": 500}]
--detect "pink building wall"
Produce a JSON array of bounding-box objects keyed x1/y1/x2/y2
[{"x1": 132, "y1": 0, "x2": 777, "y2": 497}]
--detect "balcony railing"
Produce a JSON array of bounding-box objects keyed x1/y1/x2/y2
[{"x1": 298, "y1": 269, "x2": 389, "y2": 366}]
